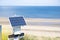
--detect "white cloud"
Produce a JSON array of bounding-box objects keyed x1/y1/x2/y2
[{"x1": 0, "y1": 0, "x2": 60, "y2": 6}]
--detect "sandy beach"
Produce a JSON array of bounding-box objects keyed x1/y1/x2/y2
[
  {"x1": 1, "y1": 18, "x2": 60, "y2": 40},
  {"x1": 21, "y1": 18, "x2": 60, "y2": 37}
]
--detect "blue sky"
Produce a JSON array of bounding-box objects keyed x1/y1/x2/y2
[{"x1": 0, "y1": 0, "x2": 60, "y2": 6}]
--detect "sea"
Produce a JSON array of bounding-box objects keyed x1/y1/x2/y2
[{"x1": 0, "y1": 6, "x2": 60, "y2": 19}]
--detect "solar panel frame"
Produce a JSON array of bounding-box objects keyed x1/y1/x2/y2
[{"x1": 9, "y1": 17, "x2": 26, "y2": 26}]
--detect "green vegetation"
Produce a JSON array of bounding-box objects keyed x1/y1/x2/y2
[
  {"x1": 38, "y1": 36, "x2": 60, "y2": 40},
  {"x1": 20, "y1": 34, "x2": 38, "y2": 40},
  {"x1": 20, "y1": 34, "x2": 60, "y2": 40},
  {"x1": 2, "y1": 34, "x2": 60, "y2": 40}
]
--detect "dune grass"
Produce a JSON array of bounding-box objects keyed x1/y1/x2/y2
[
  {"x1": 2, "y1": 33, "x2": 60, "y2": 40},
  {"x1": 2, "y1": 33, "x2": 8, "y2": 40},
  {"x1": 20, "y1": 34, "x2": 60, "y2": 40}
]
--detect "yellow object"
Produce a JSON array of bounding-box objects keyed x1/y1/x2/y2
[{"x1": 2, "y1": 25, "x2": 13, "y2": 40}]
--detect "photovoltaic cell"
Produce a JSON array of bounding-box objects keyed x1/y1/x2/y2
[{"x1": 9, "y1": 17, "x2": 26, "y2": 26}]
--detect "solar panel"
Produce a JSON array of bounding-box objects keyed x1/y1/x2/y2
[{"x1": 9, "y1": 17, "x2": 26, "y2": 26}]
